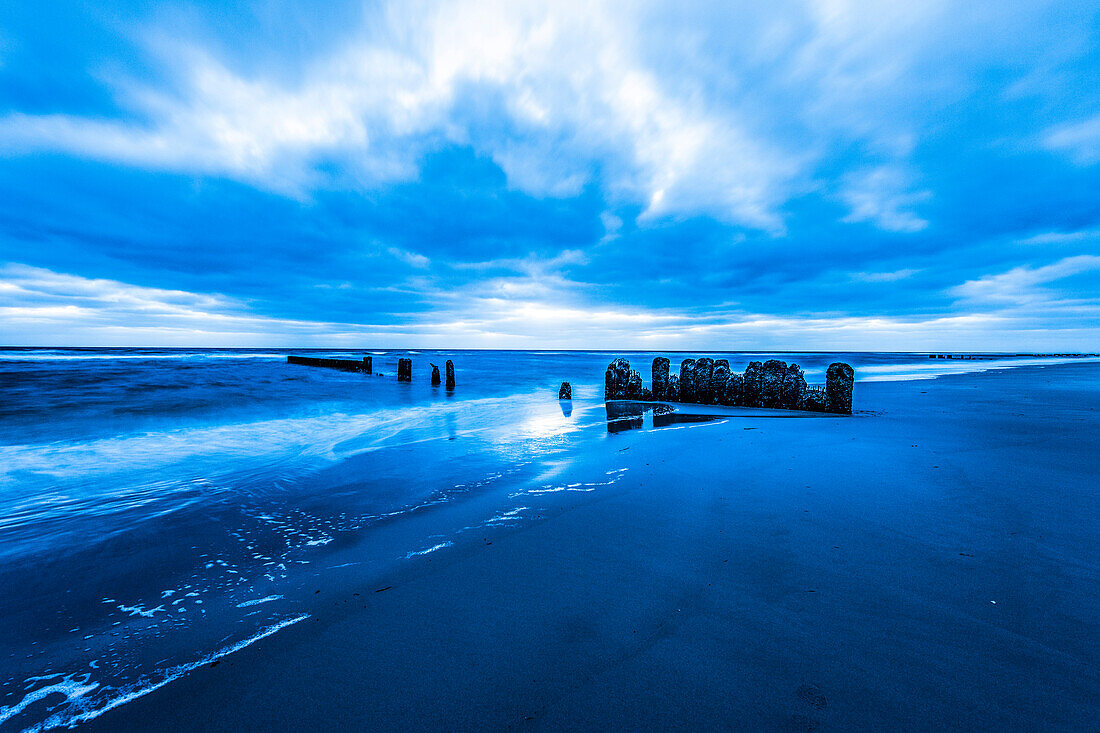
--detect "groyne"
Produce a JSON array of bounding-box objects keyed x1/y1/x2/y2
[
  {"x1": 288, "y1": 354, "x2": 457, "y2": 389},
  {"x1": 929, "y1": 353, "x2": 1098, "y2": 359},
  {"x1": 287, "y1": 355, "x2": 373, "y2": 373},
  {"x1": 606, "y1": 357, "x2": 855, "y2": 414}
]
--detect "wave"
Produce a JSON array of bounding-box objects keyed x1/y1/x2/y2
[
  {"x1": 856, "y1": 355, "x2": 1100, "y2": 382},
  {"x1": 0, "y1": 352, "x2": 288, "y2": 362},
  {"x1": 7, "y1": 614, "x2": 310, "y2": 733}
]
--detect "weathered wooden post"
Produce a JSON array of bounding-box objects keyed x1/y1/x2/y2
[
  {"x1": 710, "y1": 361, "x2": 730, "y2": 404},
  {"x1": 445, "y1": 360, "x2": 455, "y2": 389},
  {"x1": 652, "y1": 357, "x2": 670, "y2": 400},
  {"x1": 605, "y1": 358, "x2": 630, "y2": 399},
  {"x1": 759, "y1": 360, "x2": 788, "y2": 408},
  {"x1": 362, "y1": 356, "x2": 373, "y2": 374},
  {"x1": 743, "y1": 361, "x2": 764, "y2": 407},
  {"x1": 397, "y1": 358, "x2": 412, "y2": 382},
  {"x1": 723, "y1": 372, "x2": 744, "y2": 406},
  {"x1": 826, "y1": 362, "x2": 854, "y2": 414},
  {"x1": 802, "y1": 387, "x2": 827, "y2": 412},
  {"x1": 695, "y1": 358, "x2": 715, "y2": 403},
  {"x1": 666, "y1": 374, "x2": 680, "y2": 402},
  {"x1": 780, "y1": 363, "x2": 807, "y2": 409},
  {"x1": 430, "y1": 364, "x2": 441, "y2": 385},
  {"x1": 679, "y1": 359, "x2": 697, "y2": 402},
  {"x1": 558, "y1": 382, "x2": 572, "y2": 399}
]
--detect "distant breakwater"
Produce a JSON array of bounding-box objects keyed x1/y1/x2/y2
[
  {"x1": 928, "y1": 352, "x2": 1099, "y2": 360},
  {"x1": 287, "y1": 355, "x2": 456, "y2": 388},
  {"x1": 605, "y1": 357, "x2": 854, "y2": 414}
]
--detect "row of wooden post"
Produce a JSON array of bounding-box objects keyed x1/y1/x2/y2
[{"x1": 287, "y1": 355, "x2": 454, "y2": 388}]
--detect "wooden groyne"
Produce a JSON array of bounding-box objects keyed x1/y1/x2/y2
[
  {"x1": 287, "y1": 354, "x2": 456, "y2": 389},
  {"x1": 287, "y1": 355, "x2": 373, "y2": 373},
  {"x1": 605, "y1": 357, "x2": 855, "y2": 414},
  {"x1": 929, "y1": 353, "x2": 1098, "y2": 359}
]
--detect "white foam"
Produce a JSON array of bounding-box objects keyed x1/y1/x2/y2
[
  {"x1": 235, "y1": 595, "x2": 284, "y2": 608},
  {"x1": 405, "y1": 541, "x2": 453, "y2": 558},
  {"x1": 25, "y1": 615, "x2": 309, "y2": 732},
  {"x1": 486, "y1": 507, "x2": 529, "y2": 523},
  {"x1": 647, "y1": 419, "x2": 728, "y2": 432},
  {"x1": 0, "y1": 674, "x2": 99, "y2": 727},
  {"x1": 0, "y1": 352, "x2": 285, "y2": 362},
  {"x1": 856, "y1": 355, "x2": 1100, "y2": 382},
  {"x1": 116, "y1": 604, "x2": 165, "y2": 618}
]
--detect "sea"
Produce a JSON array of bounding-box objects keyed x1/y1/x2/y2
[{"x1": 0, "y1": 348, "x2": 1094, "y2": 731}]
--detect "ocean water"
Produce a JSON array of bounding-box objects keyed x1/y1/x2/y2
[{"x1": 0, "y1": 348, "x2": 1095, "y2": 731}]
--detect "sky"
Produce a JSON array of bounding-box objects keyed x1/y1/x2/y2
[{"x1": 0, "y1": 0, "x2": 1098, "y2": 349}]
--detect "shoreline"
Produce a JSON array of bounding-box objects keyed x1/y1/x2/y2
[{"x1": 31, "y1": 362, "x2": 1100, "y2": 730}]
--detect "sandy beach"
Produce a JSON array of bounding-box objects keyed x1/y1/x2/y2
[{"x1": 54, "y1": 362, "x2": 1100, "y2": 731}]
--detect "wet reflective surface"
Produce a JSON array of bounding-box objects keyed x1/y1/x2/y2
[{"x1": 605, "y1": 401, "x2": 725, "y2": 433}]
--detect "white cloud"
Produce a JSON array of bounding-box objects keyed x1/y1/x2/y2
[
  {"x1": 0, "y1": 0, "x2": 802, "y2": 230},
  {"x1": 0, "y1": 0, "x2": 1071, "y2": 240},
  {"x1": 4, "y1": 261, "x2": 1098, "y2": 350},
  {"x1": 950, "y1": 255, "x2": 1100, "y2": 305},
  {"x1": 790, "y1": 0, "x2": 949, "y2": 150},
  {"x1": 1043, "y1": 113, "x2": 1100, "y2": 165},
  {"x1": 600, "y1": 211, "x2": 622, "y2": 242},
  {"x1": 388, "y1": 248, "x2": 430, "y2": 268},
  {"x1": 840, "y1": 166, "x2": 931, "y2": 233},
  {"x1": 0, "y1": 264, "x2": 350, "y2": 345},
  {"x1": 1015, "y1": 228, "x2": 1100, "y2": 246},
  {"x1": 850, "y1": 268, "x2": 920, "y2": 282},
  {"x1": 0, "y1": 0, "x2": 971, "y2": 234}
]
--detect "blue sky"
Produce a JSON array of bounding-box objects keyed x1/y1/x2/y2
[{"x1": 1, "y1": 0, "x2": 1098, "y2": 349}]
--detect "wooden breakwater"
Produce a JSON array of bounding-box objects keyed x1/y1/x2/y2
[
  {"x1": 929, "y1": 353, "x2": 1099, "y2": 359},
  {"x1": 287, "y1": 355, "x2": 373, "y2": 372},
  {"x1": 287, "y1": 355, "x2": 456, "y2": 388},
  {"x1": 397, "y1": 358, "x2": 412, "y2": 382},
  {"x1": 605, "y1": 357, "x2": 855, "y2": 414}
]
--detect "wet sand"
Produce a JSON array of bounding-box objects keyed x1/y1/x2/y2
[{"x1": 78, "y1": 362, "x2": 1099, "y2": 731}]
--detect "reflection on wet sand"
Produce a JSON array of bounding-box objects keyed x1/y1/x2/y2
[
  {"x1": 653, "y1": 412, "x2": 723, "y2": 428},
  {"x1": 605, "y1": 401, "x2": 724, "y2": 433}
]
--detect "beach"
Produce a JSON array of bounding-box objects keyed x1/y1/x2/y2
[{"x1": 57, "y1": 360, "x2": 1100, "y2": 732}]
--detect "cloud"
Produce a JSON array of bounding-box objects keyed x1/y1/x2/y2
[
  {"x1": 1043, "y1": 113, "x2": 1100, "y2": 165},
  {"x1": 0, "y1": 0, "x2": 804, "y2": 230},
  {"x1": 1015, "y1": 228, "x2": 1100, "y2": 246},
  {"x1": 4, "y1": 260, "x2": 1097, "y2": 351},
  {"x1": 2, "y1": 0, "x2": 1100, "y2": 349},
  {"x1": 850, "y1": 269, "x2": 920, "y2": 282},
  {"x1": 0, "y1": 0, "x2": 997, "y2": 235},
  {"x1": 599, "y1": 212, "x2": 622, "y2": 243},
  {"x1": 840, "y1": 166, "x2": 931, "y2": 233},
  {"x1": 388, "y1": 248, "x2": 430, "y2": 268},
  {"x1": 950, "y1": 255, "x2": 1100, "y2": 305},
  {"x1": 0, "y1": 263, "x2": 335, "y2": 345}
]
